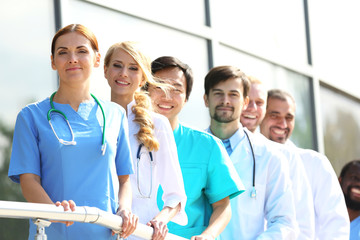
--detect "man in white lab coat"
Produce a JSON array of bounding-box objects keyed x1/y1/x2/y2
[
  {"x1": 260, "y1": 89, "x2": 350, "y2": 239},
  {"x1": 204, "y1": 66, "x2": 297, "y2": 239},
  {"x1": 240, "y1": 77, "x2": 315, "y2": 239}
]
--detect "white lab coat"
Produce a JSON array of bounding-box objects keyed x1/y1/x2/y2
[
  {"x1": 287, "y1": 140, "x2": 350, "y2": 240},
  {"x1": 220, "y1": 128, "x2": 297, "y2": 240},
  {"x1": 126, "y1": 101, "x2": 187, "y2": 234},
  {"x1": 254, "y1": 133, "x2": 315, "y2": 239}
]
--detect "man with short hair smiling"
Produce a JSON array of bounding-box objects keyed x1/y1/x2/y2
[
  {"x1": 260, "y1": 89, "x2": 350, "y2": 239},
  {"x1": 147, "y1": 56, "x2": 245, "y2": 240},
  {"x1": 240, "y1": 79, "x2": 315, "y2": 239},
  {"x1": 260, "y1": 89, "x2": 295, "y2": 144},
  {"x1": 203, "y1": 66, "x2": 297, "y2": 239},
  {"x1": 339, "y1": 160, "x2": 360, "y2": 240},
  {"x1": 240, "y1": 76, "x2": 268, "y2": 133}
]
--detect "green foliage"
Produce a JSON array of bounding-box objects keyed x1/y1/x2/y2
[{"x1": 0, "y1": 120, "x2": 28, "y2": 239}]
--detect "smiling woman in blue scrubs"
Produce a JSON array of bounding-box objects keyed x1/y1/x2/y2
[{"x1": 8, "y1": 24, "x2": 137, "y2": 240}]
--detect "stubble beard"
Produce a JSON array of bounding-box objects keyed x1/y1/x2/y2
[
  {"x1": 344, "y1": 186, "x2": 360, "y2": 211},
  {"x1": 212, "y1": 111, "x2": 237, "y2": 124}
]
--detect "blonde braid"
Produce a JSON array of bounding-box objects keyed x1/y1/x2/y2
[
  {"x1": 105, "y1": 41, "x2": 163, "y2": 152},
  {"x1": 132, "y1": 91, "x2": 159, "y2": 152}
]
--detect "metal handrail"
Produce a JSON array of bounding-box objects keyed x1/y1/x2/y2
[{"x1": 0, "y1": 200, "x2": 187, "y2": 240}]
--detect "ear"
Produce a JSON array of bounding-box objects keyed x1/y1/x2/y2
[
  {"x1": 243, "y1": 96, "x2": 250, "y2": 110},
  {"x1": 338, "y1": 176, "x2": 342, "y2": 184},
  {"x1": 203, "y1": 94, "x2": 209, "y2": 108},
  {"x1": 94, "y1": 52, "x2": 101, "y2": 68},
  {"x1": 51, "y1": 55, "x2": 56, "y2": 70},
  {"x1": 139, "y1": 77, "x2": 146, "y2": 87},
  {"x1": 104, "y1": 64, "x2": 108, "y2": 78}
]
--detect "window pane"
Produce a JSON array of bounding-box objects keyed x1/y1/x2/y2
[
  {"x1": 212, "y1": 0, "x2": 308, "y2": 66},
  {"x1": 309, "y1": 1, "x2": 360, "y2": 99},
  {"x1": 217, "y1": 44, "x2": 314, "y2": 148},
  {"x1": 0, "y1": 0, "x2": 56, "y2": 126},
  {"x1": 82, "y1": 0, "x2": 206, "y2": 26},
  {"x1": 320, "y1": 86, "x2": 360, "y2": 175},
  {"x1": 0, "y1": 0, "x2": 55, "y2": 237},
  {"x1": 66, "y1": 1, "x2": 210, "y2": 130}
]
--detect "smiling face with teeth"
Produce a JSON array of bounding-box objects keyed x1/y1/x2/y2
[
  {"x1": 149, "y1": 67, "x2": 187, "y2": 129},
  {"x1": 260, "y1": 96, "x2": 295, "y2": 144},
  {"x1": 240, "y1": 82, "x2": 267, "y2": 132},
  {"x1": 104, "y1": 48, "x2": 145, "y2": 108},
  {"x1": 339, "y1": 162, "x2": 360, "y2": 213},
  {"x1": 204, "y1": 77, "x2": 248, "y2": 127}
]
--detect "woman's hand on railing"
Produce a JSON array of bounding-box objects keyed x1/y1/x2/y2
[
  {"x1": 146, "y1": 219, "x2": 169, "y2": 240},
  {"x1": 113, "y1": 208, "x2": 138, "y2": 239},
  {"x1": 53, "y1": 200, "x2": 76, "y2": 226}
]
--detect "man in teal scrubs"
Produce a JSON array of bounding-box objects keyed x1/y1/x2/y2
[{"x1": 146, "y1": 56, "x2": 245, "y2": 240}]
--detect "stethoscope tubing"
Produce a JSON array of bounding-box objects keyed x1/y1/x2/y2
[
  {"x1": 136, "y1": 143, "x2": 153, "y2": 198},
  {"x1": 48, "y1": 91, "x2": 106, "y2": 154},
  {"x1": 243, "y1": 130, "x2": 257, "y2": 198}
]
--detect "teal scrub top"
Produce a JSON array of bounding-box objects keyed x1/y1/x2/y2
[{"x1": 158, "y1": 124, "x2": 244, "y2": 239}]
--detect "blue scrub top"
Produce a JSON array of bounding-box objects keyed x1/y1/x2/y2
[
  {"x1": 8, "y1": 97, "x2": 133, "y2": 240},
  {"x1": 157, "y1": 124, "x2": 244, "y2": 239},
  {"x1": 351, "y1": 215, "x2": 360, "y2": 240}
]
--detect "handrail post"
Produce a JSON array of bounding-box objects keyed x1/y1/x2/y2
[{"x1": 33, "y1": 218, "x2": 52, "y2": 240}]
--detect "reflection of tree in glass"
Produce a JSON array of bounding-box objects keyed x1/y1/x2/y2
[
  {"x1": 0, "y1": 120, "x2": 27, "y2": 239},
  {"x1": 324, "y1": 109, "x2": 360, "y2": 175},
  {"x1": 292, "y1": 89, "x2": 314, "y2": 150}
]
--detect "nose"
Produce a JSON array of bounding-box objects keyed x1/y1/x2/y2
[
  {"x1": 68, "y1": 52, "x2": 78, "y2": 63},
  {"x1": 276, "y1": 117, "x2": 287, "y2": 128},
  {"x1": 164, "y1": 90, "x2": 173, "y2": 100},
  {"x1": 222, "y1": 95, "x2": 231, "y2": 105},
  {"x1": 246, "y1": 100, "x2": 256, "y2": 111},
  {"x1": 119, "y1": 67, "x2": 128, "y2": 77}
]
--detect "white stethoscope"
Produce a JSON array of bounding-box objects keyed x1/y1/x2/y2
[
  {"x1": 136, "y1": 143, "x2": 153, "y2": 198},
  {"x1": 47, "y1": 91, "x2": 107, "y2": 155},
  {"x1": 243, "y1": 130, "x2": 257, "y2": 198}
]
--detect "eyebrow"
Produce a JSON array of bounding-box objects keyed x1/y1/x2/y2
[
  {"x1": 173, "y1": 82, "x2": 183, "y2": 88},
  {"x1": 56, "y1": 45, "x2": 88, "y2": 51},
  {"x1": 212, "y1": 88, "x2": 240, "y2": 94},
  {"x1": 268, "y1": 110, "x2": 280, "y2": 114},
  {"x1": 112, "y1": 60, "x2": 138, "y2": 65}
]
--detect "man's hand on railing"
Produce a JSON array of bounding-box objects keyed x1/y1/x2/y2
[
  {"x1": 190, "y1": 233, "x2": 215, "y2": 240},
  {"x1": 146, "y1": 218, "x2": 169, "y2": 240},
  {"x1": 113, "y1": 208, "x2": 138, "y2": 239},
  {"x1": 54, "y1": 200, "x2": 77, "y2": 226}
]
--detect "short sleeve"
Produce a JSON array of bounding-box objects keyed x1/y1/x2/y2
[
  {"x1": 205, "y1": 139, "x2": 245, "y2": 204},
  {"x1": 155, "y1": 116, "x2": 187, "y2": 225},
  {"x1": 114, "y1": 106, "x2": 134, "y2": 176},
  {"x1": 8, "y1": 108, "x2": 41, "y2": 183}
]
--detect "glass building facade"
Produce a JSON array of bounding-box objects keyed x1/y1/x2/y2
[{"x1": 1, "y1": 0, "x2": 359, "y2": 238}]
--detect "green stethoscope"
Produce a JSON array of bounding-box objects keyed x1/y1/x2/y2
[{"x1": 47, "y1": 91, "x2": 107, "y2": 155}]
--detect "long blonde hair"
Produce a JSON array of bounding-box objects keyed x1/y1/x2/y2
[{"x1": 104, "y1": 41, "x2": 160, "y2": 151}]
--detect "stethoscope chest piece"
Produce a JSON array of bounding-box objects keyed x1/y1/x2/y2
[
  {"x1": 47, "y1": 108, "x2": 77, "y2": 146},
  {"x1": 250, "y1": 186, "x2": 257, "y2": 198}
]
